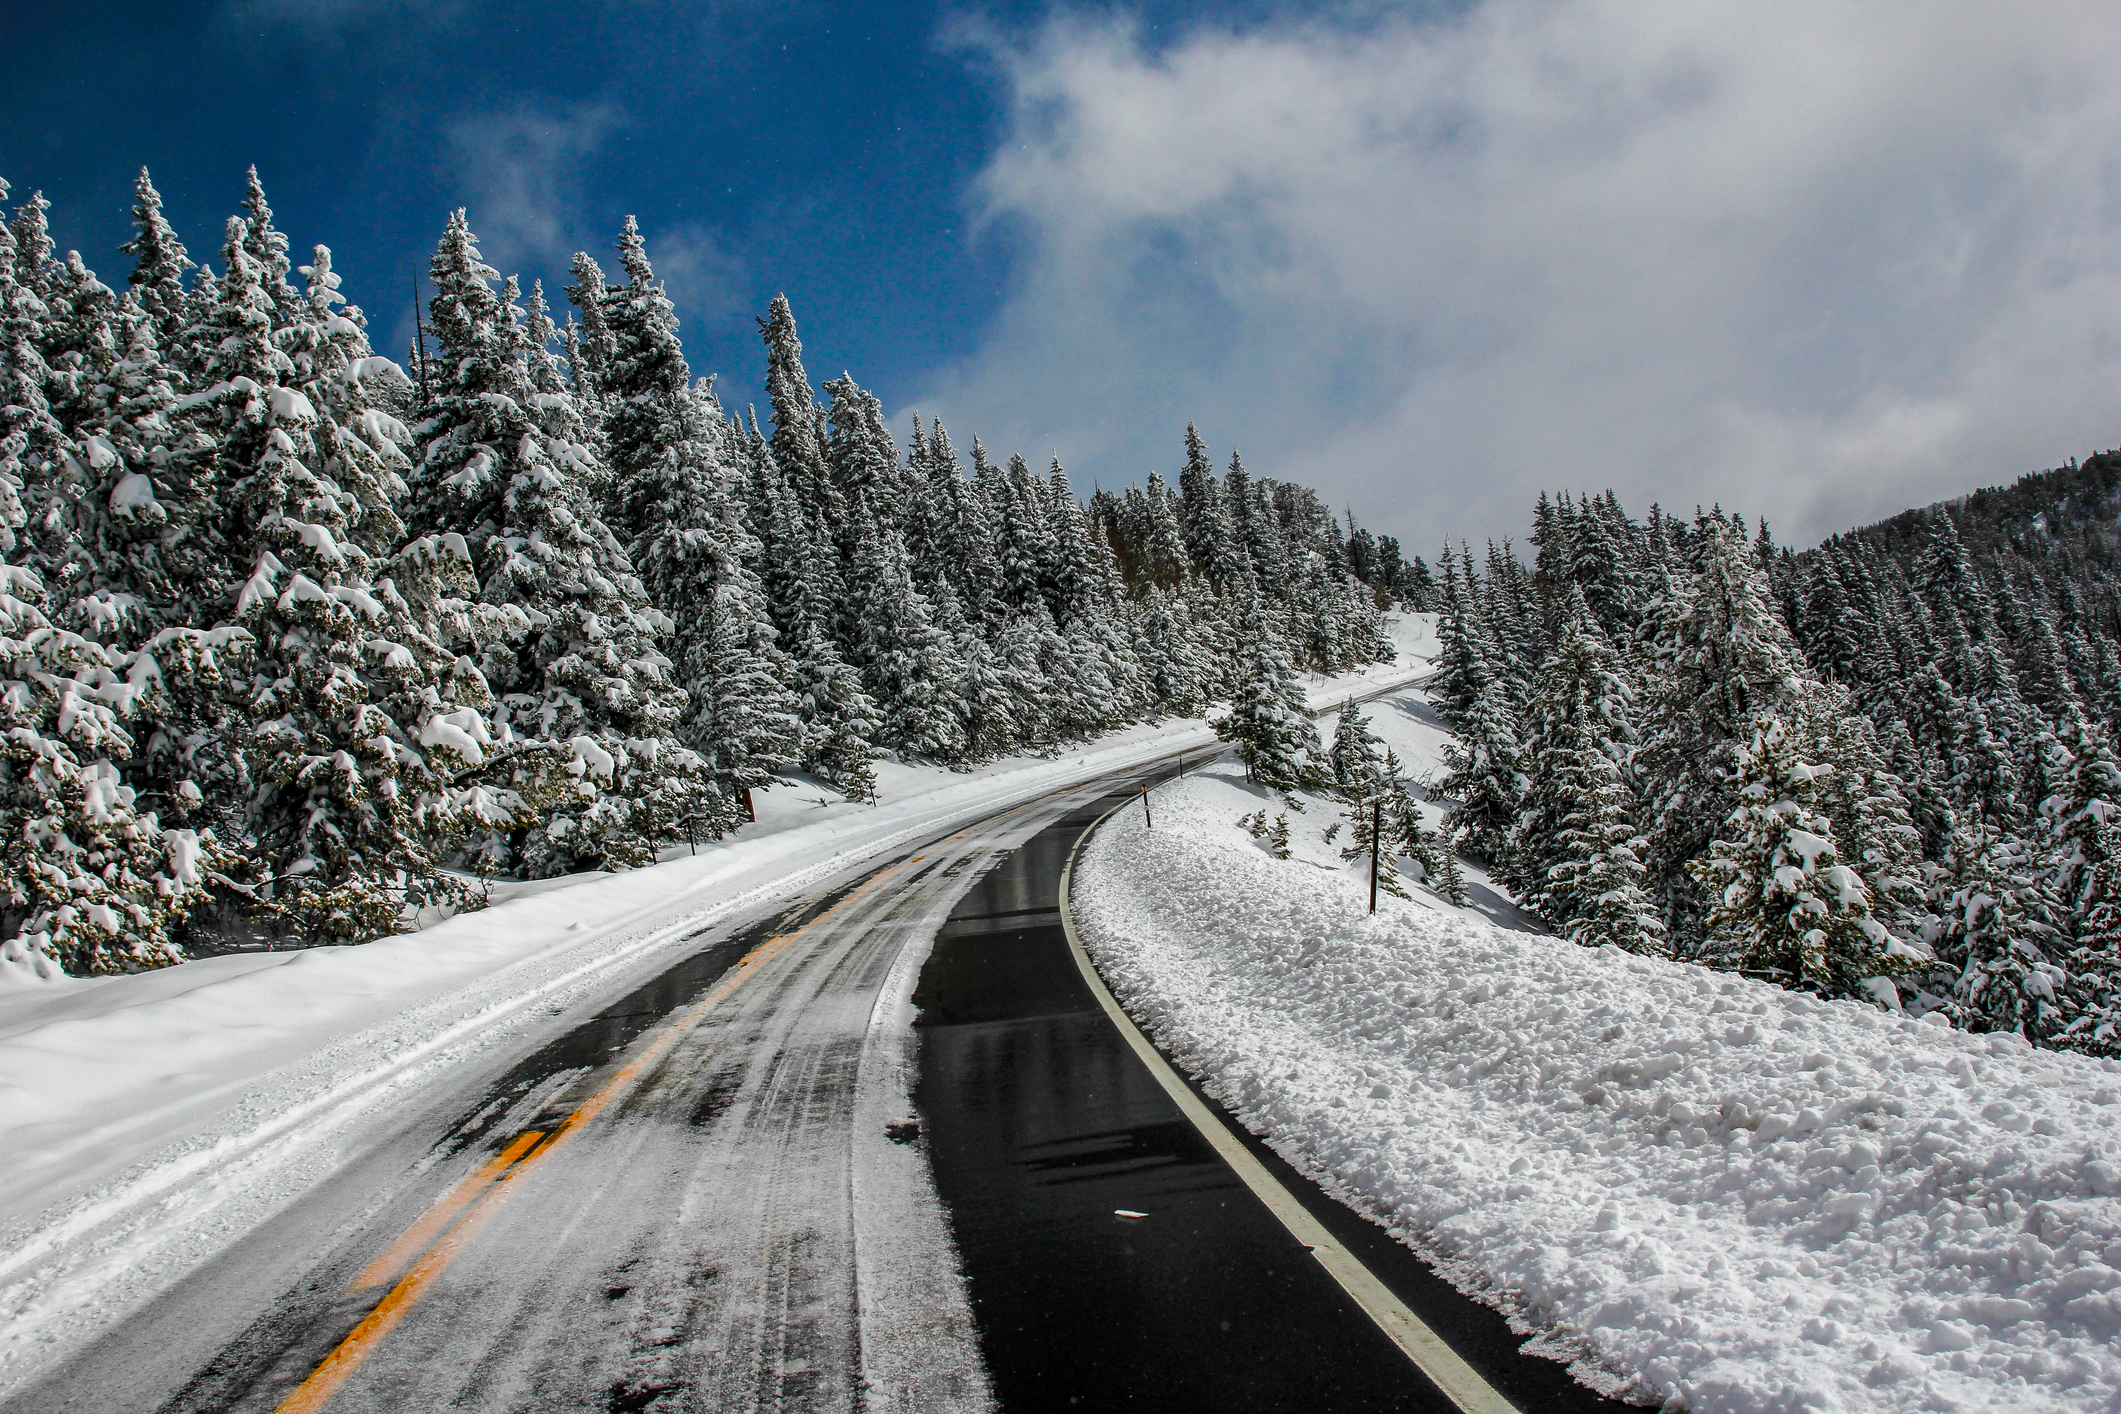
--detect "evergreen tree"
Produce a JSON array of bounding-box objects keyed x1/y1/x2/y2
[
  {"x1": 189, "y1": 223, "x2": 505, "y2": 933},
  {"x1": 1213, "y1": 599, "x2": 1320, "y2": 790},
  {"x1": 410, "y1": 211, "x2": 704, "y2": 877},
  {"x1": 758, "y1": 294, "x2": 841, "y2": 541},
  {"x1": 1508, "y1": 589, "x2": 1640, "y2": 918},
  {"x1": 1925, "y1": 825, "x2": 2070, "y2": 1043},
  {"x1": 1692, "y1": 715, "x2": 1909, "y2": 1000},
  {"x1": 1640, "y1": 517, "x2": 1812, "y2": 948},
  {"x1": 587, "y1": 219, "x2": 799, "y2": 825},
  {"x1": 1540, "y1": 726, "x2": 1664, "y2": 953},
  {"x1": 1438, "y1": 676, "x2": 1526, "y2": 869},
  {"x1": 118, "y1": 168, "x2": 193, "y2": 344},
  {"x1": 1327, "y1": 699, "x2": 1386, "y2": 798},
  {"x1": 848, "y1": 498, "x2": 965, "y2": 760}
]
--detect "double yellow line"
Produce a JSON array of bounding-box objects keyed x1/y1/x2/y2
[{"x1": 274, "y1": 859, "x2": 913, "y2": 1412}]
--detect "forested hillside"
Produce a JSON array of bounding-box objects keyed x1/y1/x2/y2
[
  {"x1": 1426, "y1": 475, "x2": 2121, "y2": 1055},
  {"x1": 0, "y1": 170, "x2": 1404, "y2": 975}
]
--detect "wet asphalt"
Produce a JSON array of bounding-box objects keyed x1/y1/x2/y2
[
  {"x1": 913, "y1": 785, "x2": 1635, "y2": 1413},
  {"x1": 6, "y1": 730, "x2": 1638, "y2": 1411}
]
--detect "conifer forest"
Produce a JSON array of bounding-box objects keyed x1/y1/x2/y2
[
  {"x1": 1422, "y1": 473, "x2": 2121, "y2": 1056},
  {"x1": 0, "y1": 171, "x2": 1401, "y2": 975},
  {"x1": 8, "y1": 166, "x2": 2121, "y2": 1064}
]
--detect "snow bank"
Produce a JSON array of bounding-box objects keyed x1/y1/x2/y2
[
  {"x1": 0, "y1": 618, "x2": 1435, "y2": 1390},
  {"x1": 1072, "y1": 747, "x2": 2121, "y2": 1414}
]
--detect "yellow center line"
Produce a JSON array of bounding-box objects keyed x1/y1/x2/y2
[
  {"x1": 275, "y1": 856, "x2": 915, "y2": 1413},
  {"x1": 346, "y1": 1128, "x2": 547, "y2": 1292}
]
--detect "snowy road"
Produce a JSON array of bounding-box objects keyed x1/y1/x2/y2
[
  {"x1": 1, "y1": 666, "x2": 1626, "y2": 1412},
  {"x1": 3, "y1": 771, "x2": 1113, "y2": 1412}
]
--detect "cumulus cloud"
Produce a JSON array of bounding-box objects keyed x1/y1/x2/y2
[{"x1": 916, "y1": 2, "x2": 2121, "y2": 547}]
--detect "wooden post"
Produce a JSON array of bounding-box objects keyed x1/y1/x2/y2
[
  {"x1": 1141, "y1": 783, "x2": 1153, "y2": 829},
  {"x1": 1369, "y1": 798, "x2": 1381, "y2": 915}
]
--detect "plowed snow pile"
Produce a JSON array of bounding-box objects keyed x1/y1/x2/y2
[{"x1": 1073, "y1": 758, "x2": 2121, "y2": 1413}]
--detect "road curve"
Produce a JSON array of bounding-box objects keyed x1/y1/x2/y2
[
  {"x1": 6, "y1": 693, "x2": 1626, "y2": 1412},
  {"x1": 6, "y1": 772, "x2": 1126, "y2": 1413}
]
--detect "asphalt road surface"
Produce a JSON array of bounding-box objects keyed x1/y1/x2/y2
[{"x1": 5, "y1": 757, "x2": 1632, "y2": 1413}]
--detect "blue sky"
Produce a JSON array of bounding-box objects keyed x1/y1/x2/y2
[
  {"x1": 4, "y1": 0, "x2": 1037, "y2": 420},
  {"x1": 9, "y1": 2, "x2": 2121, "y2": 548}
]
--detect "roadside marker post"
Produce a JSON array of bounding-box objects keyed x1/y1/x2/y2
[
  {"x1": 1369, "y1": 798, "x2": 1381, "y2": 915},
  {"x1": 1140, "y1": 783, "x2": 1153, "y2": 829}
]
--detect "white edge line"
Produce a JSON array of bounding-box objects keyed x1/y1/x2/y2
[{"x1": 1058, "y1": 789, "x2": 1520, "y2": 1414}]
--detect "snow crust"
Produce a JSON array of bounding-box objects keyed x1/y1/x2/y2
[
  {"x1": 0, "y1": 616, "x2": 1433, "y2": 1394},
  {"x1": 1072, "y1": 710, "x2": 2121, "y2": 1414}
]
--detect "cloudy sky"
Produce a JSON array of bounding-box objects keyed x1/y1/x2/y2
[{"x1": 9, "y1": 1, "x2": 2121, "y2": 550}]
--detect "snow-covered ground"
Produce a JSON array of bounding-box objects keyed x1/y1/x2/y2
[
  {"x1": 0, "y1": 616, "x2": 1433, "y2": 1392},
  {"x1": 1072, "y1": 689, "x2": 2121, "y2": 1414}
]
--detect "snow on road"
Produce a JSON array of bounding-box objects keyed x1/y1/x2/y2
[
  {"x1": 1071, "y1": 691, "x2": 2121, "y2": 1414},
  {"x1": 0, "y1": 616, "x2": 1434, "y2": 1395}
]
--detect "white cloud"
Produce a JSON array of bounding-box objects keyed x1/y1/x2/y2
[
  {"x1": 915, "y1": 2, "x2": 2121, "y2": 547},
  {"x1": 445, "y1": 103, "x2": 626, "y2": 276},
  {"x1": 641, "y1": 222, "x2": 749, "y2": 327}
]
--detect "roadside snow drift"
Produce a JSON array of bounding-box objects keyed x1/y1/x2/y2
[{"x1": 1072, "y1": 756, "x2": 2121, "y2": 1414}]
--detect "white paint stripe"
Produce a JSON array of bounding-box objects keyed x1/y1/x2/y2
[{"x1": 1059, "y1": 795, "x2": 1520, "y2": 1414}]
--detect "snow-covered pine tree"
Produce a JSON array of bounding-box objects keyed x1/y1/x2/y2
[
  {"x1": 1810, "y1": 708, "x2": 1930, "y2": 947},
  {"x1": 1176, "y1": 424, "x2": 1249, "y2": 590},
  {"x1": 1213, "y1": 597, "x2": 1321, "y2": 791},
  {"x1": 1539, "y1": 724, "x2": 1664, "y2": 953},
  {"x1": 410, "y1": 211, "x2": 705, "y2": 876},
  {"x1": 758, "y1": 294, "x2": 843, "y2": 547},
  {"x1": 0, "y1": 555, "x2": 226, "y2": 975},
  {"x1": 1925, "y1": 824, "x2": 2071, "y2": 1043},
  {"x1": 587, "y1": 219, "x2": 800, "y2": 827},
  {"x1": 917, "y1": 419, "x2": 1003, "y2": 625},
  {"x1": 739, "y1": 419, "x2": 881, "y2": 798},
  {"x1": 1508, "y1": 587, "x2": 1640, "y2": 918},
  {"x1": 2043, "y1": 713, "x2": 2121, "y2": 1053},
  {"x1": 1691, "y1": 715, "x2": 1910, "y2": 1001},
  {"x1": 118, "y1": 168, "x2": 195, "y2": 346},
  {"x1": 1640, "y1": 515, "x2": 1813, "y2": 950},
  {"x1": 847, "y1": 495, "x2": 965, "y2": 761},
  {"x1": 185, "y1": 220, "x2": 508, "y2": 936},
  {"x1": 1438, "y1": 675, "x2": 1526, "y2": 870},
  {"x1": 1327, "y1": 699, "x2": 1386, "y2": 799}
]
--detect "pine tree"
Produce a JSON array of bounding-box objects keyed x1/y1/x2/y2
[
  {"x1": 1213, "y1": 598, "x2": 1320, "y2": 790},
  {"x1": 1438, "y1": 677, "x2": 1526, "y2": 869},
  {"x1": 1925, "y1": 825, "x2": 2070, "y2": 1043},
  {"x1": 117, "y1": 168, "x2": 193, "y2": 345},
  {"x1": 758, "y1": 294, "x2": 841, "y2": 542},
  {"x1": 1692, "y1": 715, "x2": 1909, "y2": 1001},
  {"x1": 588, "y1": 219, "x2": 799, "y2": 824},
  {"x1": 1640, "y1": 516, "x2": 1812, "y2": 949},
  {"x1": 847, "y1": 497, "x2": 965, "y2": 760},
  {"x1": 0, "y1": 566, "x2": 228, "y2": 974},
  {"x1": 410, "y1": 211, "x2": 704, "y2": 877},
  {"x1": 186, "y1": 221, "x2": 503, "y2": 934},
  {"x1": 1540, "y1": 726, "x2": 1664, "y2": 953},
  {"x1": 1811, "y1": 708, "x2": 1930, "y2": 946},
  {"x1": 1327, "y1": 699, "x2": 1387, "y2": 798},
  {"x1": 1509, "y1": 589, "x2": 1646, "y2": 927},
  {"x1": 1176, "y1": 424, "x2": 1249, "y2": 590}
]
